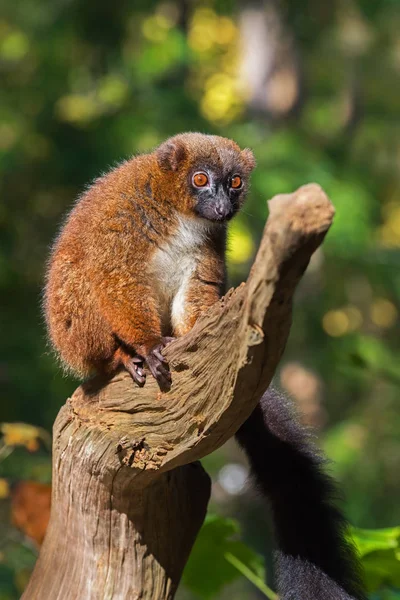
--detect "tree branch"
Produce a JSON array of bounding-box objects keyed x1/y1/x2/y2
[{"x1": 23, "y1": 184, "x2": 334, "y2": 600}]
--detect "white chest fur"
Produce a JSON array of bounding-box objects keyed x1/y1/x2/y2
[{"x1": 150, "y1": 216, "x2": 212, "y2": 331}]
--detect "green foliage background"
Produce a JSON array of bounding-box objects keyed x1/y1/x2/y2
[{"x1": 0, "y1": 0, "x2": 399, "y2": 597}]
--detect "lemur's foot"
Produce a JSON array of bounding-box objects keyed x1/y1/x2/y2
[
  {"x1": 115, "y1": 339, "x2": 175, "y2": 391},
  {"x1": 112, "y1": 347, "x2": 146, "y2": 386},
  {"x1": 146, "y1": 343, "x2": 172, "y2": 392},
  {"x1": 124, "y1": 355, "x2": 146, "y2": 387}
]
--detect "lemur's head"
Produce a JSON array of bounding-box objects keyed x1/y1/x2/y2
[{"x1": 156, "y1": 133, "x2": 256, "y2": 222}]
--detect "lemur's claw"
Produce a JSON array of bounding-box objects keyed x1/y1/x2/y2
[
  {"x1": 125, "y1": 357, "x2": 146, "y2": 387},
  {"x1": 146, "y1": 344, "x2": 172, "y2": 392}
]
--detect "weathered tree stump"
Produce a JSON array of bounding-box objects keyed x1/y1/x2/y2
[{"x1": 23, "y1": 184, "x2": 334, "y2": 600}]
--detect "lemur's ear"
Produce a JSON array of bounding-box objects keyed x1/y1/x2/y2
[
  {"x1": 241, "y1": 148, "x2": 256, "y2": 172},
  {"x1": 157, "y1": 139, "x2": 186, "y2": 171}
]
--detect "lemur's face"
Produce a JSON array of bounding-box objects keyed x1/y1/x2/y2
[
  {"x1": 189, "y1": 164, "x2": 247, "y2": 222},
  {"x1": 156, "y1": 133, "x2": 256, "y2": 222}
]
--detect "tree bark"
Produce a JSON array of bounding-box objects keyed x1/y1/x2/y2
[{"x1": 23, "y1": 184, "x2": 334, "y2": 600}]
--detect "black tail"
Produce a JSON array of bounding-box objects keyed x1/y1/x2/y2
[{"x1": 235, "y1": 387, "x2": 366, "y2": 600}]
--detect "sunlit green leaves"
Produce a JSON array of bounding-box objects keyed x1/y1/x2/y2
[
  {"x1": 347, "y1": 335, "x2": 400, "y2": 384},
  {"x1": 182, "y1": 515, "x2": 275, "y2": 599},
  {"x1": 351, "y1": 526, "x2": 400, "y2": 593},
  {"x1": 183, "y1": 517, "x2": 400, "y2": 599}
]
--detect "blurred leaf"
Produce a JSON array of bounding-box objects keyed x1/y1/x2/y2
[
  {"x1": 375, "y1": 591, "x2": 400, "y2": 600},
  {"x1": 0, "y1": 479, "x2": 10, "y2": 499},
  {"x1": 13, "y1": 568, "x2": 32, "y2": 595},
  {"x1": 225, "y1": 553, "x2": 277, "y2": 599},
  {"x1": 182, "y1": 514, "x2": 273, "y2": 599},
  {"x1": 0, "y1": 447, "x2": 51, "y2": 483},
  {"x1": 348, "y1": 336, "x2": 400, "y2": 384},
  {"x1": 1, "y1": 541, "x2": 37, "y2": 574},
  {"x1": 0, "y1": 423, "x2": 51, "y2": 453},
  {"x1": 351, "y1": 526, "x2": 400, "y2": 592},
  {"x1": 0, "y1": 564, "x2": 16, "y2": 598},
  {"x1": 351, "y1": 526, "x2": 400, "y2": 558},
  {"x1": 11, "y1": 481, "x2": 51, "y2": 546}
]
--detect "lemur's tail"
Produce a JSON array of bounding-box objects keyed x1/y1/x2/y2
[{"x1": 236, "y1": 387, "x2": 366, "y2": 600}]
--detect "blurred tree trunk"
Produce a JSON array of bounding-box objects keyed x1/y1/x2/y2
[{"x1": 239, "y1": 0, "x2": 303, "y2": 118}]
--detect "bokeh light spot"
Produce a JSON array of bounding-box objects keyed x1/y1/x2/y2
[
  {"x1": 142, "y1": 14, "x2": 173, "y2": 43},
  {"x1": 228, "y1": 220, "x2": 254, "y2": 265},
  {"x1": 370, "y1": 298, "x2": 398, "y2": 328},
  {"x1": 0, "y1": 31, "x2": 29, "y2": 61},
  {"x1": 323, "y1": 310, "x2": 350, "y2": 337}
]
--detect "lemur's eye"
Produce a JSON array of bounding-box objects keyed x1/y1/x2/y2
[
  {"x1": 231, "y1": 176, "x2": 242, "y2": 189},
  {"x1": 192, "y1": 172, "x2": 209, "y2": 187}
]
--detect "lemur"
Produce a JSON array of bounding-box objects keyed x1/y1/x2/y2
[{"x1": 44, "y1": 133, "x2": 366, "y2": 600}]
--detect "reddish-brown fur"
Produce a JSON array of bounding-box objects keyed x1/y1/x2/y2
[{"x1": 44, "y1": 133, "x2": 255, "y2": 386}]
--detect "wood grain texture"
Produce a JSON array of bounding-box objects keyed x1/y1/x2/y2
[{"x1": 23, "y1": 184, "x2": 334, "y2": 600}]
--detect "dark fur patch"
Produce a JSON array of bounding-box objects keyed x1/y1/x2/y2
[{"x1": 236, "y1": 387, "x2": 366, "y2": 600}]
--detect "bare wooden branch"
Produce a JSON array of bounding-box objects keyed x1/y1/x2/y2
[{"x1": 23, "y1": 184, "x2": 334, "y2": 600}]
